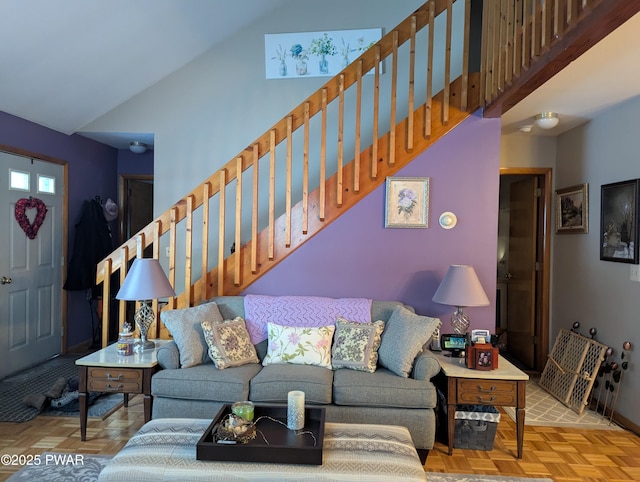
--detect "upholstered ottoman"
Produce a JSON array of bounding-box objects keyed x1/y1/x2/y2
[{"x1": 98, "y1": 418, "x2": 426, "y2": 481}]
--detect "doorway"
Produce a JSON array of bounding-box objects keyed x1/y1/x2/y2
[
  {"x1": 497, "y1": 168, "x2": 551, "y2": 373},
  {"x1": 118, "y1": 175, "x2": 154, "y2": 248},
  {"x1": 0, "y1": 150, "x2": 66, "y2": 379}
]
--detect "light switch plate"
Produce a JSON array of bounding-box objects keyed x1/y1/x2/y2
[{"x1": 630, "y1": 265, "x2": 640, "y2": 282}]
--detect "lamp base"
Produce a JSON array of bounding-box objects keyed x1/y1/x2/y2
[
  {"x1": 140, "y1": 339, "x2": 155, "y2": 350},
  {"x1": 450, "y1": 307, "x2": 470, "y2": 335}
]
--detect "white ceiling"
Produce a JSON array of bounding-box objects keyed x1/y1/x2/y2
[
  {"x1": 0, "y1": 1, "x2": 638, "y2": 149},
  {"x1": 0, "y1": 0, "x2": 290, "y2": 149}
]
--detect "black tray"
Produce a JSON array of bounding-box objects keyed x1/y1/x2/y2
[{"x1": 196, "y1": 404, "x2": 325, "y2": 465}]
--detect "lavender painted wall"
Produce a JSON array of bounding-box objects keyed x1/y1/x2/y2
[
  {"x1": 117, "y1": 148, "x2": 154, "y2": 176},
  {"x1": 0, "y1": 111, "x2": 118, "y2": 348},
  {"x1": 244, "y1": 112, "x2": 501, "y2": 333}
]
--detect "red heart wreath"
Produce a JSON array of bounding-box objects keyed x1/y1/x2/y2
[{"x1": 15, "y1": 197, "x2": 48, "y2": 240}]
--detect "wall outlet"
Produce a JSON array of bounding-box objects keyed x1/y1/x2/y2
[{"x1": 630, "y1": 265, "x2": 640, "y2": 282}]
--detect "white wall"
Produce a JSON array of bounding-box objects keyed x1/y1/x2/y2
[
  {"x1": 83, "y1": 0, "x2": 426, "y2": 214},
  {"x1": 554, "y1": 95, "x2": 640, "y2": 427},
  {"x1": 501, "y1": 101, "x2": 640, "y2": 428}
]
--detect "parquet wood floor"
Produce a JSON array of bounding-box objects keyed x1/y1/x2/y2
[{"x1": 0, "y1": 397, "x2": 638, "y2": 481}]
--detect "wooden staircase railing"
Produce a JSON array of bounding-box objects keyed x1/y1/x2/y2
[
  {"x1": 96, "y1": 0, "x2": 480, "y2": 346},
  {"x1": 480, "y1": 0, "x2": 640, "y2": 116}
]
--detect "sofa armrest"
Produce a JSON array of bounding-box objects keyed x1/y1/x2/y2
[
  {"x1": 157, "y1": 341, "x2": 180, "y2": 369},
  {"x1": 411, "y1": 350, "x2": 441, "y2": 381}
]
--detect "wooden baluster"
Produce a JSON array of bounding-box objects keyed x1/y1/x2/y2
[
  {"x1": 101, "y1": 258, "x2": 111, "y2": 348},
  {"x1": 354, "y1": 60, "x2": 362, "y2": 193},
  {"x1": 286, "y1": 116, "x2": 293, "y2": 246},
  {"x1": 461, "y1": 0, "x2": 471, "y2": 111},
  {"x1": 118, "y1": 246, "x2": 128, "y2": 334},
  {"x1": 425, "y1": 1, "x2": 435, "y2": 138},
  {"x1": 442, "y1": 0, "x2": 452, "y2": 125},
  {"x1": 303, "y1": 102, "x2": 310, "y2": 234},
  {"x1": 136, "y1": 232, "x2": 144, "y2": 258},
  {"x1": 530, "y1": 0, "x2": 539, "y2": 59},
  {"x1": 152, "y1": 221, "x2": 161, "y2": 338},
  {"x1": 389, "y1": 30, "x2": 398, "y2": 164},
  {"x1": 268, "y1": 129, "x2": 276, "y2": 259},
  {"x1": 514, "y1": 0, "x2": 523, "y2": 76},
  {"x1": 337, "y1": 74, "x2": 344, "y2": 207},
  {"x1": 251, "y1": 144, "x2": 259, "y2": 273},
  {"x1": 542, "y1": 0, "x2": 551, "y2": 50},
  {"x1": 372, "y1": 45, "x2": 380, "y2": 178},
  {"x1": 320, "y1": 88, "x2": 327, "y2": 221},
  {"x1": 234, "y1": 157, "x2": 242, "y2": 286},
  {"x1": 201, "y1": 182, "x2": 210, "y2": 301},
  {"x1": 491, "y1": 0, "x2": 500, "y2": 100},
  {"x1": 505, "y1": 0, "x2": 514, "y2": 86},
  {"x1": 407, "y1": 16, "x2": 416, "y2": 150},
  {"x1": 218, "y1": 170, "x2": 226, "y2": 296},
  {"x1": 184, "y1": 195, "x2": 194, "y2": 307},
  {"x1": 168, "y1": 207, "x2": 177, "y2": 309}
]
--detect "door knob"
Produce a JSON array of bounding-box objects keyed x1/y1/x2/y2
[
  {"x1": 504, "y1": 273, "x2": 513, "y2": 280},
  {"x1": 1, "y1": 276, "x2": 12, "y2": 285}
]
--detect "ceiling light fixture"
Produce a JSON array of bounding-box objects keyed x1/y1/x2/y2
[
  {"x1": 534, "y1": 112, "x2": 559, "y2": 130},
  {"x1": 129, "y1": 141, "x2": 148, "y2": 154}
]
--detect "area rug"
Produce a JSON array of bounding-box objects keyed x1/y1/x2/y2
[
  {"x1": 427, "y1": 475, "x2": 553, "y2": 482},
  {"x1": 6, "y1": 452, "x2": 111, "y2": 481},
  {"x1": 0, "y1": 354, "x2": 122, "y2": 423},
  {"x1": 7, "y1": 456, "x2": 555, "y2": 482},
  {"x1": 503, "y1": 378, "x2": 622, "y2": 430}
]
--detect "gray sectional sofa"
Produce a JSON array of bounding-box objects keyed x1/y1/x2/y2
[{"x1": 151, "y1": 295, "x2": 442, "y2": 454}]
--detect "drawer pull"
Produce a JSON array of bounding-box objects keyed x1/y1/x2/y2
[
  {"x1": 105, "y1": 373, "x2": 124, "y2": 381},
  {"x1": 476, "y1": 396, "x2": 496, "y2": 402},
  {"x1": 477, "y1": 385, "x2": 497, "y2": 393},
  {"x1": 105, "y1": 383, "x2": 124, "y2": 391}
]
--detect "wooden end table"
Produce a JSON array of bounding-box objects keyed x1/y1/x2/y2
[
  {"x1": 434, "y1": 351, "x2": 529, "y2": 458},
  {"x1": 75, "y1": 339, "x2": 168, "y2": 441}
]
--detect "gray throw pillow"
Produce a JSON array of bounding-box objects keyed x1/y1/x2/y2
[
  {"x1": 161, "y1": 302, "x2": 224, "y2": 368},
  {"x1": 378, "y1": 305, "x2": 441, "y2": 377}
]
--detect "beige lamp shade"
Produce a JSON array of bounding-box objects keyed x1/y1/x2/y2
[
  {"x1": 116, "y1": 258, "x2": 175, "y2": 301},
  {"x1": 432, "y1": 264, "x2": 489, "y2": 307}
]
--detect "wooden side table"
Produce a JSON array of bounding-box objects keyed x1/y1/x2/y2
[
  {"x1": 75, "y1": 340, "x2": 168, "y2": 441},
  {"x1": 434, "y1": 351, "x2": 529, "y2": 458}
]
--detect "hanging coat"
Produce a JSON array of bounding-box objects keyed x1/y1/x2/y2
[{"x1": 63, "y1": 199, "x2": 113, "y2": 292}]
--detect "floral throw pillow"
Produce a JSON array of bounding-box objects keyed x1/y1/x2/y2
[
  {"x1": 262, "y1": 323, "x2": 336, "y2": 369},
  {"x1": 201, "y1": 317, "x2": 259, "y2": 369},
  {"x1": 331, "y1": 317, "x2": 385, "y2": 373}
]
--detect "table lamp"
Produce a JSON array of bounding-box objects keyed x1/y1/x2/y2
[
  {"x1": 116, "y1": 258, "x2": 176, "y2": 350},
  {"x1": 432, "y1": 264, "x2": 489, "y2": 335}
]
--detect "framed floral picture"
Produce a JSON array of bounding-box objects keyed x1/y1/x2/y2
[
  {"x1": 600, "y1": 179, "x2": 640, "y2": 263},
  {"x1": 555, "y1": 183, "x2": 588, "y2": 234},
  {"x1": 384, "y1": 177, "x2": 430, "y2": 228}
]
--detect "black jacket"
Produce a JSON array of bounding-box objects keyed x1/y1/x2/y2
[{"x1": 63, "y1": 199, "x2": 113, "y2": 292}]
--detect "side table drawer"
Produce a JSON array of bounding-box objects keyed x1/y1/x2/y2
[
  {"x1": 88, "y1": 368, "x2": 143, "y2": 394},
  {"x1": 457, "y1": 379, "x2": 516, "y2": 405}
]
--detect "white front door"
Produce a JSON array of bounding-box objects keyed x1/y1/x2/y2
[{"x1": 0, "y1": 151, "x2": 64, "y2": 379}]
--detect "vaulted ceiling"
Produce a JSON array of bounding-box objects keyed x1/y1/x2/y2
[{"x1": 1, "y1": 1, "x2": 639, "y2": 148}]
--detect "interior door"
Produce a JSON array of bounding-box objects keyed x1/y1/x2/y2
[
  {"x1": 506, "y1": 177, "x2": 537, "y2": 368},
  {"x1": 0, "y1": 152, "x2": 64, "y2": 379}
]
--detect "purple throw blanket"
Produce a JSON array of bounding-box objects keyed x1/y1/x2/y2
[{"x1": 244, "y1": 295, "x2": 372, "y2": 344}]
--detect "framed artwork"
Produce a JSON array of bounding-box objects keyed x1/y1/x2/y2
[
  {"x1": 384, "y1": 177, "x2": 430, "y2": 228},
  {"x1": 555, "y1": 183, "x2": 588, "y2": 234},
  {"x1": 600, "y1": 179, "x2": 640, "y2": 263},
  {"x1": 265, "y1": 28, "x2": 382, "y2": 79}
]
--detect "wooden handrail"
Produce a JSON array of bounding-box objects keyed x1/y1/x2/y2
[{"x1": 96, "y1": 0, "x2": 478, "y2": 346}]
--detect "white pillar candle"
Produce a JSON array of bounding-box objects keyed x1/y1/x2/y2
[{"x1": 287, "y1": 390, "x2": 305, "y2": 430}]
